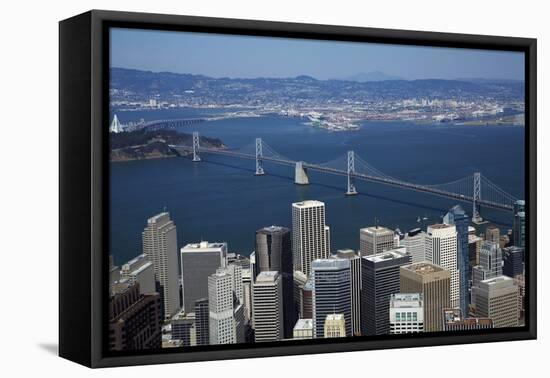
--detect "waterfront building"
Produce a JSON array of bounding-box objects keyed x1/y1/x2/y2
[
  {"x1": 180, "y1": 241, "x2": 227, "y2": 313},
  {"x1": 255, "y1": 226, "x2": 295, "y2": 338},
  {"x1": 503, "y1": 246, "x2": 524, "y2": 278},
  {"x1": 142, "y1": 212, "x2": 180, "y2": 319},
  {"x1": 400, "y1": 262, "x2": 451, "y2": 332},
  {"x1": 442, "y1": 308, "x2": 493, "y2": 331},
  {"x1": 425, "y1": 224, "x2": 460, "y2": 308},
  {"x1": 336, "y1": 249, "x2": 362, "y2": 336},
  {"x1": 443, "y1": 205, "x2": 470, "y2": 315},
  {"x1": 293, "y1": 318, "x2": 313, "y2": 339},
  {"x1": 109, "y1": 282, "x2": 162, "y2": 351},
  {"x1": 312, "y1": 258, "x2": 351, "y2": 338},
  {"x1": 194, "y1": 298, "x2": 209, "y2": 346},
  {"x1": 389, "y1": 293, "x2": 424, "y2": 334},
  {"x1": 472, "y1": 276, "x2": 519, "y2": 328},
  {"x1": 324, "y1": 314, "x2": 346, "y2": 338},
  {"x1": 252, "y1": 271, "x2": 283, "y2": 342},
  {"x1": 120, "y1": 253, "x2": 156, "y2": 295},
  {"x1": 403, "y1": 228, "x2": 426, "y2": 263},
  {"x1": 292, "y1": 200, "x2": 330, "y2": 276},
  {"x1": 359, "y1": 226, "x2": 395, "y2": 256},
  {"x1": 362, "y1": 248, "x2": 411, "y2": 336}
]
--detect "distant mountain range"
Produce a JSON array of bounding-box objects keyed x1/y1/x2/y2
[
  {"x1": 110, "y1": 67, "x2": 524, "y2": 103},
  {"x1": 343, "y1": 71, "x2": 404, "y2": 82}
]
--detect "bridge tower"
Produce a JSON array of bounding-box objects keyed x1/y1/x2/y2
[
  {"x1": 192, "y1": 132, "x2": 201, "y2": 162},
  {"x1": 255, "y1": 138, "x2": 265, "y2": 175},
  {"x1": 346, "y1": 151, "x2": 358, "y2": 196},
  {"x1": 472, "y1": 172, "x2": 482, "y2": 223}
]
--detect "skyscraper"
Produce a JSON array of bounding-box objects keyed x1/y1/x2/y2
[
  {"x1": 292, "y1": 200, "x2": 330, "y2": 276},
  {"x1": 443, "y1": 205, "x2": 470, "y2": 315},
  {"x1": 336, "y1": 249, "x2": 362, "y2": 336},
  {"x1": 472, "y1": 241, "x2": 503, "y2": 288},
  {"x1": 208, "y1": 270, "x2": 236, "y2": 345},
  {"x1": 361, "y1": 248, "x2": 411, "y2": 336},
  {"x1": 324, "y1": 314, "x2": 346, "y2": 338},
  {"x1": 473, "y1": 276, "x2": 519, "y2": 328},
  {"x1": 513, "y1": 207, "x2": 526, "y2": 248},
  {"x1": 120, "y1": 253, "x2": 156, "y2": 295},
  {"x1": 180, "y1": 241, "x2": 227, "y2": 313},
  {"x1": 485, "y1": 224, "x2": 500, "y2": 244},
  {"x1": 171, "y1": 310, "x2": 196, "y2": 347},
  {"x1": 359, "y1": 226, "x2": 395, "y2": 256},
  {"x1": 389, "y1": 293, "x2": 424, "y2": 334},
  {"x1": 311, "y1": 258, "x2": 351, "y2": 338},
  {"x1": 255, "y1": 226, "x2": 295, "y2": 338},
  {"x1": 403, "y1": 228, "x2": 426, "y2": 263},
  {"x1": 425, "y1": 224, "x2": 460, "y2": 308},
  {"x1": 503, "y1": 246, "x2": 524, "y2": 278},
  {"x1": 109, "y1": 282, "x2": 162, "y2": 351},
  {"x1": 400, "y1": 262, "x2": 451, "y2": 332},
  {"x1": 194, "y1": 298, "x2": 209, "y2": 346},
  {"x1": 293, "y1": 270, "x2": 308, "y2": 319},
  {"x1": 142, "y1": 212, "x2": 180, "y2": 319},
  {"x1": 252, "y1": 271, "x2": 283, "y2": 342}
]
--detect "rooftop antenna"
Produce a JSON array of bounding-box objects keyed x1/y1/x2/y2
[{"x1": 375, "y1": 217, "x2": 379, "y2": 229}]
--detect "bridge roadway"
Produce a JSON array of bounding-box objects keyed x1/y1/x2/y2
[{"x1": 172, "y1": 145, "x2": 514, "y2": 212}]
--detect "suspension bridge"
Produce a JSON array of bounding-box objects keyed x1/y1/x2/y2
[{"x1": 173, "y1": 132, "x2": 521, "y2": 221}]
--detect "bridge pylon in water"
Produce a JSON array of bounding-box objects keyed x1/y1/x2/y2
[
  {"x1": 255, "y1": 138, "x2": 265, "y2": 175},
  {"x1": 192, "y1": 132, "x2": 201, "y2": 162},
  {"x1": 346, "y1": 150, "x2": 358, "y2": 196}
]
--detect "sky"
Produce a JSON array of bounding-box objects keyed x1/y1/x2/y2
[{"x1": 110, "y1": 27, "x2": 524, "y2": 81}]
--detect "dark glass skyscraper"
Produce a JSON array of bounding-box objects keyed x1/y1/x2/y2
[
  {"x1": 513, "y1": 200, "x2": 526, "y2": 248},
  {"x1": 503, "y1": 246, "x2": 524, "y2": 278},
  {"x1": 443, "y1": 205, "x2": 470, "y2": 316},
  {"x1": 255, "y1": 226, "x2": 295, "y2": 338},
  {"x1": 195, "y1": 298, "x2": 210, "y2": 346}
]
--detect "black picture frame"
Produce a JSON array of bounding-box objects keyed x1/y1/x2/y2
[{"x1": 59, "y1": 9, "x2": 537, "y2": 368}]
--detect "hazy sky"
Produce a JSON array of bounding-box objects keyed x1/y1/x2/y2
[{"x1": 110, "y1": 28, "x2": 524, "y2": 81}]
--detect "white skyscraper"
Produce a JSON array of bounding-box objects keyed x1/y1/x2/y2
[
  {"x1": 142, "y1": 212, "x2": 180, "y2": 319},
  {"x1": 252, "y1": 271, "x2": 283, "y2": 342},
  {"x1": 404, "y1": 228, "x2": 426, "y2": 263},
  {"x1": 425, "y1": 224, "x2": 460, "y2": 308},
  {"x1": 208, "y1": 270, "x2": 236, "y2": 345},
  {"x1": 292, "y1": 200, "x2": 330, "y2": 276}
]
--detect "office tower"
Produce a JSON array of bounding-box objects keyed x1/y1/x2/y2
[
  {"x1": 233, "y1": 302, "x2": 245, "y2": 344},
  {"x1": 249, "y1": 251, "x2": 257, "y2": 282},
  {"x1": 514, "y1": 273, "x2": 526, "y2": 322},
  {"x1": 180, "y1": 241, "x2": 227, "y2": 313},
  {"x1": 472, "y1": 241, "x2": 503, "y2": 287},
  {"x1": 359, "y1": 226, "x2": 396, "y2": 256},
  {"x1": 227, "y1": 253, "x2": 251, "y2": 269},
  {"x1": 442, "y1": 308, "x2": 493, "y2": 331},
  {"x1": 171, "y1": 310, "x2": 196, "y2": 347},
  {"x1": 443, "y1": 205, "x2": 470, "y2": 315},
  {"x1": 225, "y1": 263, "x2": 243, "y2": 305},
  {"x1": 389, "y1": 293, "x2": 424, "y2": 334},
  {"x1": 503, "y1": 246, "x2": 524, "y2": 278},
  {"x1": 324, "y1": 314, "x2": 346, "y2": 338},
  {"x1": 404, "y1": 228, "x2": 426, "y2": 263},
  {"x1": 241, "y1": 268, "x2": 252, "y2": 323},
  {"x1": 293, "y1": 270, "x2": 308, "y2": 319},
  {"x1": 312, "y1": 258, "x2": 351, "y2": 338},
  {"x1": 293, "y1": 319, "x2": 313, "y2": 339},
  {"x1": 513, "y1": 210, "x2": 526, "y2": 248},
  {"x1": 302, "y1": 279, "x2": 313, "y2": 319},
  {"x1": 109, "y1": 282, "x2": 162, "y2": 351},
  {"x1": 485, "y1": 224, "x2": 500, "y2": 243},
  {"x1": 468, "y1": 234, "x2": 483, "y2": 268},
  {"x1": 120, "y1": 254, "x2": 156, "y2": 295},
  {"x1": 208, "y1": 270, "x2": 236, "y2": 345},
  {"x1": 400, "y1": 262, "x2": 451, "y2": 332},
  {"x1": 361, "y1": 248, "x2": 411, "y2": 336},
  {"x1": 473, "y1": 276, "x2": 519, "y2": 328},
  {"x1": 194, "y1": 298, "x2": 209, "y2": 346},
  {"x1": 292, "y1": 200, "x2": 330, "y2": 276},
  {"x1": 337, "y1": 249, "x2": 362, "y2": 336},
  {"x1": 142, "y1": 212, "x2": 180, "y2": 319},
  {"x1": 252, "y1": 271, "x2": 283, "y2": 342},
  {"x1": 425, "y1": 224, "x2": 460, "y2": 308},
  {"x1": 255, "y1": 226, "x2": 295, "y2": 338}
]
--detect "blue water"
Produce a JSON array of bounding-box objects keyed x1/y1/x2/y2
[{"x1": 110, "y1": 112, "x2": 525, "y2": 266}]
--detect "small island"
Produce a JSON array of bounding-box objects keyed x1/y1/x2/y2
[{"x1": 110, "y1": 129, "x2": 225, "y2": 162}]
